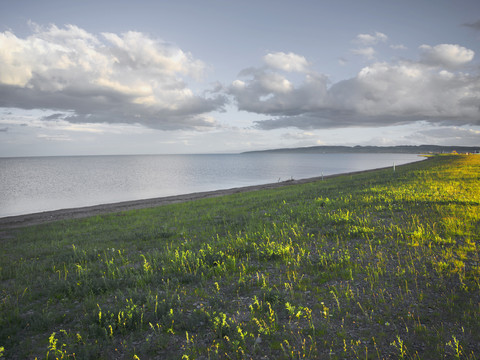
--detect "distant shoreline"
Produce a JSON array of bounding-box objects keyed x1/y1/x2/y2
[
  {"x1": 0, "y1": 160, "x2": 425, "y2": 229},
  {"x1": 243, "y1": 144, "x2": 479, "y2": 154}
]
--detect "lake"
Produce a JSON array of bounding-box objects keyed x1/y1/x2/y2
[{"x1": 0, "y1": 153, "x2": 423, "y2": 217}]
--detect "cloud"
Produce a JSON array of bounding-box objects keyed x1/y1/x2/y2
[
  {"x1": 329, "y1": 61, "x2": 479, "y2": 118},
  {"x1": 354, "y1": 32, "x2": 388, "y2": 45},
  {"x1": 229, "y1": 53, "x2": 329, "y2": 116},
  {"x1": 351, "y1": 32, "x2": 388, "y2": 60},
  {"x1": 43, "y1": 113, "x2": 67, "y2": 121},
  {"x1": 37, "y1": 133, "x2": 71, "y2": 141},
  {"x1": 411, "y1": 126, "x2": 480, "y2": 146},
  {"x1": 229, "y1": 45, "x2": 480, "y2": 131},
  {"x1": 0, "y1": 24, "x2": 226, "y2": 130},
  {"x1": 463, "y1": 20, "x2": 480, "y2": 30},
  {"x1": 281, "y1": 131, "x2": 317, "y2": 140},
  {"x1": 351, "y1": 47, "x2": 376, "y2": 59},
  {"x1": 419, "y1": 44, "x2": 475, "y2": 68},
  {"x1": 263, "y1": 52, "x2": 310, "y2": 73},
  {"x1": 390, "y1": 44, "x2": 407, "y2": 50}
]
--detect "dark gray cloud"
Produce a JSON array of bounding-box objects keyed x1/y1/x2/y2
[
  {"x1": 254, "y1": 112, "x2": 432, "y2": 131},
  {"x1": 42, "y1": 113, "x2": 69, "y2": 121},
  {"x1": 0, "y1": 24, "x2": 227, "y2": 130},
  {"x1": 463, "y1": 20, "x2": 480, "y2": 30}
]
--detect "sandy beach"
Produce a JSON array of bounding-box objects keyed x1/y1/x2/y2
[{"x1": 0, "y1": 166, "x2": 396, "y2": 229}]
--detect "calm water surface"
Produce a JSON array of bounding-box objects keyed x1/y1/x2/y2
[{"x1": 0, "y1": 153, "x2": 423, "y2": 217}]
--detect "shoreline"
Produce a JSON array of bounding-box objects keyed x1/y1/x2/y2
[{"x1": 0, "y1": 161, "x2": 422, "y2": 229}]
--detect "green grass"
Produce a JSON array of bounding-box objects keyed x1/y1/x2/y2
[{"x1": 1, "y1": 154, "x2": 479, "y2": 359}]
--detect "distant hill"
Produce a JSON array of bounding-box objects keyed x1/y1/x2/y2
[{"x1": 243, "y1": 145, "x2": 480, "y2": 154}]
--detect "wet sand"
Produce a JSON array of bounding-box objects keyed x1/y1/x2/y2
[{"x1": 0, "y1": 165, "x2": 399, "y2": 229}]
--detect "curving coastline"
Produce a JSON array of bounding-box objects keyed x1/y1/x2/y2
[{"x1": 0, "y1": 162, "x2": 421, "y2": 229}]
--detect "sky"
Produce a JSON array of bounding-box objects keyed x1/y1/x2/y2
[{"x1": 0, "y1": 0, "x2": 479, "y2": 156}]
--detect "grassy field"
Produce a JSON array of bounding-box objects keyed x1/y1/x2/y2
[{"x1": 1, "y1": 155, "x2": 479, "y2": 359}]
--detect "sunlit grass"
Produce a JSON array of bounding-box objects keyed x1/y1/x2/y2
[{"x1": 1, "y1": 154, "x2": 479, "y2": 359}]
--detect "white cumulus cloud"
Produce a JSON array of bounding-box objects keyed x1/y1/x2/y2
[
  {"x1": 419, "y1": 44, "x2": 475, "y2": 68},
  {"x1": 351, "y1": 32, "x2": 388, "y2": 60},
  {"x1": 329, "y1": 61, "x2": 479, "y2": 119},
  {"x1": 0, "y1": 24, "x2": 226, "y2": 130},
  {"x1": 229, "y1": 52, "x2": 329, "y2": 115},
  {"x1": 354, "y1": 31, "x2": 388, "y2": 45},
  {"x1": 229, "y1": 45, "x2": 480, "y2": 130},
  {"x1": 263, "y1": 52, "x2": 310, "y2": 73}
]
